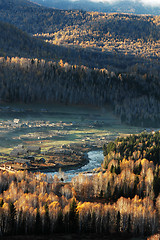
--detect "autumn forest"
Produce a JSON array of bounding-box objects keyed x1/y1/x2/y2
[
  {"x1": 1, "y1": 132, "x2": 160, "y2": 237},
  {"x1": 0, "y1": 0, "x2": 160, "y2": 239}
]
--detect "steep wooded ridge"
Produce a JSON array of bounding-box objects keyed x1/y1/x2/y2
[
  {"x1": 0, "y1": 0, "x2": 160, "y2": 126},
  {"x1": 0, "y1": 20, "x2": 85, "y2": 63},
  {"x1": 35, "y1": 13, "x2": 160, "y2": 63},
  {"x1": 0, "y1": 20, "x2": 144, "y2": 70},
  {"x1": 0, "y1": 0, "x2": 89, "y2": 34},
  {"x1": 0, "y1": 0, "x2": 160, "y2": 67},
  {"x1": 0, "y1": 21, "x2": 56, "y2": 59}
]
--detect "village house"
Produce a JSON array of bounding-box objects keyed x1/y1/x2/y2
[
  {"x1": 26, "y1": 146, "x2": 41, "y2": 154},
  {"x1": 35, "y1": 158, "x2": 46, "y2": 164},
  {"x1": 14, "y1": 159, "x2": 31, "y2": 168},
  {"x1": 10, "y1": 145, "x2": 41, "y2": 157}
]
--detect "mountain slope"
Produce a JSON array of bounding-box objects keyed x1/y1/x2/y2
[
  {"x1": 1, "y1": 0, "x2": 160, "y2": 44},
  {"x1": 0, "y1": 0, "x2": 160, "y2": 74},
  {"x1": 31, "y1": 0, "x2": 160, "y2": 15},
  {"x1": 1, "y1": 0, "x2": 160, "y2": 41},
  {"x1": 0, "y1": 0, "x2": 91, "y2": 34},
  {"x1": 0, "y1": 21, "x2": 57, "y2": 59},
  {"x1": 0, "y1": 4, "x2": 160, "y2": 126},
  {"x1": 0, "y1": 20, "x2": 142, "y2": 71}
]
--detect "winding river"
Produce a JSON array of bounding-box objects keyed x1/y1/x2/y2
[
  {"x1": 0, "y1": 103, "x2": 144, "y2": 182},
  {"x1": 45, "y1": 150, "x2": 104, "y2": 182}
]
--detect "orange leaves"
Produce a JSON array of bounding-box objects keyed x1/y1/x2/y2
[
  {"x1": 145, "y1": 168, "x2": 154, "y2": 185},
  {"x1": 48, "y1": 201, "x2": 61, "y2": 221},
  {"x1": 1, "y1": 202, "x2": 9, "y2": 212},
  {"x1": 59, "y1": 59, "x2": 64, "y2": 67}
]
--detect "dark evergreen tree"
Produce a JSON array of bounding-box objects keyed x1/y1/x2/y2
[
  {"x1": 35, "y1": 208, "x2": 42, "y2": 234},
  {"x1": 153, "y1": 175, "x2": 160, "y2": 198},
  {"x1": 106, "y1": 182, "x2": 111, "y2": 200},
  {"x1": 8, "y1": 202, "x2": 16, "y2": 235},
  {"x1": 69, "y1": 198, "x2": 78, "y2": 233},
  {"x1": 127, "y1": 215, "x2": 131, "y2": 235},
  {"x1": 44, "y1": 203, "x2": 50, "y2": 234},
  {"x1": 106, "y1": 211, "x2": 110, "y2": 235},
  {"x1": 90, "y1": 211, "x2": 96, "y2": 233},
  {"x1": 103, "y1": 144, "x2": 107, "y2": 156},
  {"x1": 116, "y1": 211, "x2": 121, "y2": 235},
  {"x1": 133, "y1": 163, "x2": 142, "y2": 175},
  {"x1": 55, "y1": 210, "x2": 64, "y2": 233},
  {"x1": 0, "y1": 199, "x2": 3, "y2": 207},
  {"x1": 17, "y1": 210, "x2": 25, "y2": 235}
]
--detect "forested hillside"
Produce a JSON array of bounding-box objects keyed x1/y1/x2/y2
[
  {"x1": 0, "y1": 0, "x2": 160, "y2": 126},
  {"x1": 0, "y1": 56, "x2": 160, "y2": 126},
  {"x1": 0, "y1": 0, "x2": 89, "y2": 34},
  {"x1": 0, "y1": 0, "x2": 160, "y2": 72},
  {"x1": 35, "y1": 13, "x2": 160, "y2": 64},
  {"x1": 31, "y1": 0, "x2": 160, "y2": 15},
  {"x1": 0, "y1": 21, "x2": 57, "y2": 59},
  {"x1": 1, "y1": 19, "x2": 156, "y2": 73}
]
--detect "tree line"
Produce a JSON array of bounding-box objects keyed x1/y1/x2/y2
[
  {"x1": 0, "y1": 56, "x2": 160, "y2": 126},
  {"x1": 0, "y1": 167, "x2": 158, "y2": 237}
]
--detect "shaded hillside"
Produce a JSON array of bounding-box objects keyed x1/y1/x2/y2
[
  {"x1": 90, "y1": 14, "x2": 160, "y2": 41},
  {"x1": 0, "y1": 0, "x2": 159, "y2": 74},
  {"x1": 0, "y1": 20, "x2": 154, "y2": 74},
  {"x1": 0, "y1": 56, "x2": 160, "y2": 127},
  {"x1": 0, "y1": 0, "x2": 91, "y2": 34},
  {"x1": 1, "y1": 0, "x2": 160, "y2": 40},
  {"x1": 0, "y1": 21, "x2": 61, "y2": 60},
  {"x1": 36, "y1": 13, "x2": 160, "y2": 62},
  {"x1": 0, "y1": 0, "x2": 160, "y2": 68},
  {"x1": 0, "y1": 1, "x2": 160, "y2": 127},
  {"x1": 32, "y1": 0, "x2": 160, "y2": 15},
  {"x1": 34, "y1": 12, "x2": 160, "y2": 77}
]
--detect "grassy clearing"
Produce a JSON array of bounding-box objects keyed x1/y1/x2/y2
[
  {"x1": 0, "y1": 104, "x2": 143, "y2": 156},
  {"x1": 0, "y1": 147, "x2": 13, "y2": 154}
]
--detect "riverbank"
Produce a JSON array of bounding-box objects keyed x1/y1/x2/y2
[
  {"x1": 0, "y1": 145, "x2": 91, "y2": 173},
  {"x1": 0, "y1": 103, "x2": 144, "y2": 176},
  {"x1": 44, "y1": 150, "x2": 104, "y2": 182}
]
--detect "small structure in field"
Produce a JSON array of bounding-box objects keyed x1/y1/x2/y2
[
  {"x1": 10, "y1": 145, "x2": 41, "y2": 157},
  {"x1": 26, "y1": 146, "x2": 41, "y2": 154},
  {"x1": 35, "y1": 158, "x2": 46, "y2": 164},
  {"x1": 13, "y1": 119, "x2": 20, "y2": 124},
  {"x1": 14, "y1": 159, "x2": 31, "y2": 168}
]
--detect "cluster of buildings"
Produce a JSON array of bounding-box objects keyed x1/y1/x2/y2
[{"x1": 0, "y1": 145, "x2": 45, "y2": 171}]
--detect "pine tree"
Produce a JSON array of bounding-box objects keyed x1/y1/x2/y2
[
  {"x1": 127, "y1": 215, "x2": 131, "y2": 235},
  {"x1": 153, "y1": 174, "x2": 160, "y2": 198},
  {"x1": 55, "y1": 210, "x2": 64, "y2": 233},
  {"x1": 116, "y1": 211, "x2": 120, "y2": 235},
  {"x1": 106, "y1": 182, "x2": 111, "y2": 200},
  {"x1": 8, "y1": 202, "x2": 16, "y2": 234},
  {"x1": 35, "y1": 208, "x2": 42, "y2": 234},
  {"x1": 0, "y1": 199, "x2": 3, "y2": 207},
  {"x1": 69, "y1": 198, "x2": 78, "y2": 233},
  {"x1": 44, "y1": 203, "x2": 50, "y2": 234}
]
